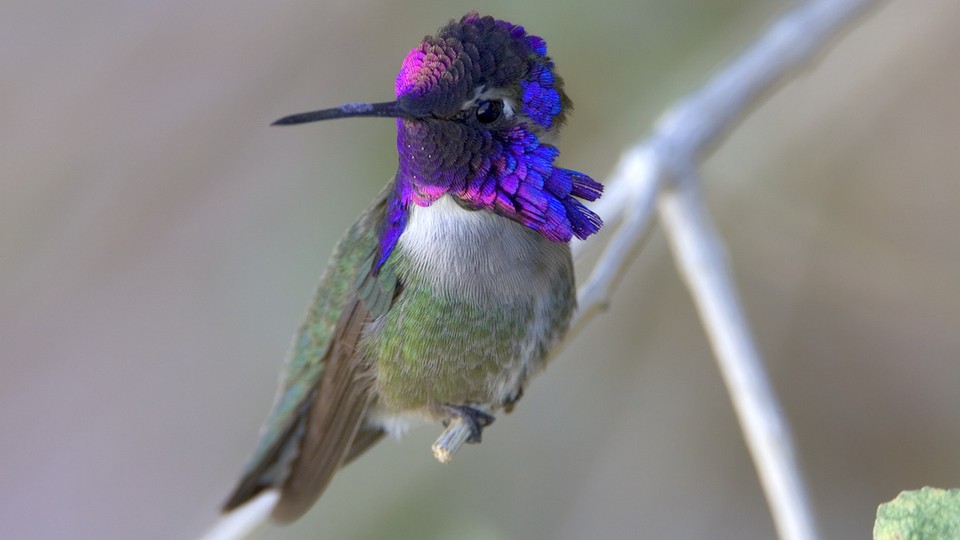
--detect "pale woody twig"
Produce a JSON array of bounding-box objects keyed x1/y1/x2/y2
[
  {"x1": 578, "y1": 1, "x2": 877, "y2": 540},
  {"x1": 200, "y1": 491, "x2": 277, "y2": 540},
  {"x1": 211, "y1": 0, "x2": 881, "y2": 538},
  {"x1": 572, "y1": 145, "x2": 661, "y2": 327},
  {"x1": 432, "y1": 417, "x2": 472, "y2": 463},
  {"x1": 658, "y1": 174, "x2": 814, "y2": 539}
]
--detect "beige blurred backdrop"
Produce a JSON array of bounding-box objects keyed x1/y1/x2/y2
[{"x1": 2, "y1": 1, "x2": 959, "y2": 539}]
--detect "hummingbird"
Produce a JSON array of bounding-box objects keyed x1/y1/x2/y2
[{"x1": 222, "y1": 12, "x2": 603, "y2": 523}]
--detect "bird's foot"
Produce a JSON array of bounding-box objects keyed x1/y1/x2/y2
[{"x1": 443, "y1": 405, "x2": 494, "y2": 444}]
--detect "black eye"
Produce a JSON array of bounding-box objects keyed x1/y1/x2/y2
[{"x1": 475, "y1": 100, "x2": 503, "y2": 124}]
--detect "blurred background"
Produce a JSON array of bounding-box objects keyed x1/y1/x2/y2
[{"x1": 2, "y1": 0, "x2": 958, "y2": 538}]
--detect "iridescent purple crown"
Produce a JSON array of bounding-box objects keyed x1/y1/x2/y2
[{"x1": 377, "y1": 12, "x2": 603, "y2": 269}]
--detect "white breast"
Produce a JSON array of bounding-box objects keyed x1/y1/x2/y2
[{"x1": 398, "y1": 195, "x2": 569, "y2": 304}]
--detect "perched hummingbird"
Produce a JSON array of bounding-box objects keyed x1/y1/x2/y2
[{"x1": 222, "y1": 12, "x2": 603, "y2": 523}]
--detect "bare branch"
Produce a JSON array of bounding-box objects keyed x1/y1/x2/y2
[
  {"x1": 200, "y1": 491, "x2": 277, "y2": 540},
  {"x1": 659, "y1": 174, "x2": 816, "y2": 540},
  {"x1": 432, "y1": 417, "x2": 472, "y2": 463},
  {"x1": 567, "y1": 1, "x2": 881, "y2": 540}
]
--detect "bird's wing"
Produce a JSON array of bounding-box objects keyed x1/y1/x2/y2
[{"x1": 222, "y1": 185, "x2": 398, "y2": 522}]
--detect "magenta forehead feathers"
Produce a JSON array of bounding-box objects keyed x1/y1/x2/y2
[{"x1": 394, "y1": 12, "x2": 564, "y2": 128}]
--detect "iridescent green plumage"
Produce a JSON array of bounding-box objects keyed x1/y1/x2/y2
[
  {"x1": 222, "y1": 187, "x2": 389, "y2": 518},
  {"x1": 366, "y1": 195, "x2": 574, "y2": 412}
]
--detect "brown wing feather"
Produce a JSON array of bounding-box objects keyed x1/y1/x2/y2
[
  {"x1": 220, "y1": 405, "x2": 310, "y2": 512},
  {"x1": 270, "y1": 294, "x2": 376, "y2": 523},
  {"x1": 221, "y1": 183, "x2": 399, "y2": 521}
]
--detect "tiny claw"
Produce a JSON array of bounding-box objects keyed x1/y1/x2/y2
[{"x1": 502, "y1": 386, "x2": 524, "y2": 413}]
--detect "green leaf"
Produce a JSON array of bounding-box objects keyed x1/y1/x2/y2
[{"x1": 874, "y1": 487, "x2": 960, "y2": 540}]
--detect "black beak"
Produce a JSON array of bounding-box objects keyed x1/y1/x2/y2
[{"x1": 272, "y1": 101, "x2": 409, "y2": 126}]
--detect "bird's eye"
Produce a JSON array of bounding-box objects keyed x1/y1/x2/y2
[{"x1": 475, "y1": 100, "x2": 504, "y2": 124}]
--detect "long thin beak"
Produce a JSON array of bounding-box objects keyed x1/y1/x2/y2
[{"x1": 272, "y1": 101, "x2": 408, "y2": 126}]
